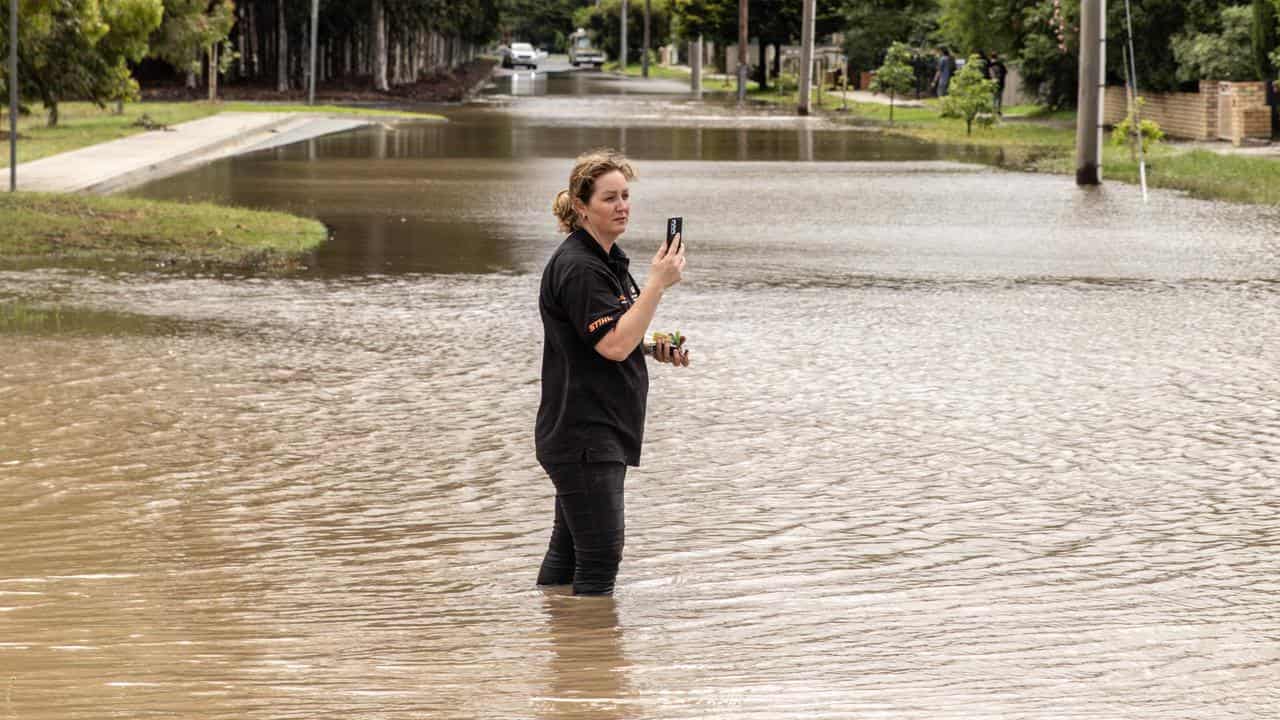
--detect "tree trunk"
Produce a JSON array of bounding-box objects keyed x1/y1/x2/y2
[
  {"x1": 372, "y1": 0, "x2": 389, "y2": 91},
  {"x1": 248, "y1": 3, "x2": 259, "y2": 78},
  {"x1": 773, "y1": 43, "x2": 781, "y2": 79},
  {"x1": 756, "y1": 38, "x2": 768, "y2": 89},
  {"x1": 47, "y1": 103, "x2": 58, "y2": 128},
  {"x1": 392, "y1": 37, "x2": 401, "y2": 85},
  {"x1": 277, "y1": 0, "x2": 289, "y2": 92},
  {"x1": 237, "y1": 3, "x2": 246, "y2": 78},
  {"x1": 208, "y1": 44, "x2": 220, "y2": 101},
  {"x1": 642, "y1": 0, "x2": 650, "y2": 77}
]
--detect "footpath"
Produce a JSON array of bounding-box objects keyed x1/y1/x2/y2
[{"x1": 13, "y1": 112, "x2": 414, "y2": 194}]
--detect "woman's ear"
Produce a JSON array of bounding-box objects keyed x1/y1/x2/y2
[{"x1": 572, "y1": 197, "x2": 587, "y2": 220}]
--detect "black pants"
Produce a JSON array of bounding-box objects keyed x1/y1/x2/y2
[{"x1": 537, "y1": 461, "x2": 626, "y2": 595}]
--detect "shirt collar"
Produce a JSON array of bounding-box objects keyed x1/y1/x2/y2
[{"x1": 572, "y1": 228, "x2": 630, "y2": 270}]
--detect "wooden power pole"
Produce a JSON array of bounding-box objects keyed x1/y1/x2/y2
[
  {"x1": 737, "y1": 0, "x2": 748, "y2": 103},
  {"x1": 620, "y1": 0, "x2": 628, "y2": 75},
  {"x1": 308, "y1": 0, "x2": 319, "y2": 105},
  {"x1": 1076, "y1": 0, "x2": 1106, "y2": 185},
  {"x1": 798, "y1": 0, "x2": 815, "y2": 115},
  {"x1": 691, "y1": 35, "x2": 702, "y2": 94},
  {"x1": 642, "y1": 0, "x2": 650, "y2": 78},
  {"x1": 10, "y1": 0, "x2": 17, "y2": 192}
]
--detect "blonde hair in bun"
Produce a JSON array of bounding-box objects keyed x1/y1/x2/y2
[{"x1": 552, "y1": 149, "x2": 636, "y2": 233}]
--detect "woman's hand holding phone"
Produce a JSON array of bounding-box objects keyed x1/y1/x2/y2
[{"x1": 650, "y1": 223, "x2": 685, "y2": 290}]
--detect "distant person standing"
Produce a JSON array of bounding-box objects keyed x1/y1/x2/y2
[
  {"x1": 989, "y1": 51, "x2": 1008, "y2": 115},
  {"x1": 932, "y1": 47, "x2": 956, "y2": 97}
]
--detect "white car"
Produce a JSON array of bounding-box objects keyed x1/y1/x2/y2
[{"x1": 502, "y1": 42, "x2": 538, "y2": 70}]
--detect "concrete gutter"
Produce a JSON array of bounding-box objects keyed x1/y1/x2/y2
[{"x1": 14, "y1": 111, "x2": 438, "y2": 195}]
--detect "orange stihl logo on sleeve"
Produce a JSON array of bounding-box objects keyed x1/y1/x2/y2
[{"x1": 588, "y1": 315, "x2": 615, "y2": 333}]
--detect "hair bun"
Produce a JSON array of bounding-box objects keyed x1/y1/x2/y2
[{"x1": 553, "y1": 189, "x2": 577, "y2": 233}]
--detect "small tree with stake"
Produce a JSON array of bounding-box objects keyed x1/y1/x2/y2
[
  {"x1": 869, "y1": 42, "x2": 915, "y2": 125},
  {"x1": 940, "y1": 54, "x2": 998, "y2": 136}
]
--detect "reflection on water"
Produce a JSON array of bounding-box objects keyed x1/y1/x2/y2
[
  {"x1": 125, "y1": 109, "x2": 1001, "y2": 277},
  {"x1": 538, "y1": 593, "x2": 630, "y2": 720},
  {"x1": 4, "y1": 86, "x2": 1280, "y2": 720}
]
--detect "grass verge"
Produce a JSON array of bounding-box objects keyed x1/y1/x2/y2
[
  {"x1": 0, "y1": 192, "x2": 327, "y2": 270},
  {"x1": 605, "y1": 62, "x2": 699, "y2": 82},
  {"x1": 746, "y1": 81, "x2": 1280, "y2": 206},
  {"x1": 1, "y1": 101, "x2": 445, "y2": 168}
]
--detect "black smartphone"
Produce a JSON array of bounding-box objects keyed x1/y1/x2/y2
[{"x1": 666, "y1": 216, "x2": 683, "y2": 249}]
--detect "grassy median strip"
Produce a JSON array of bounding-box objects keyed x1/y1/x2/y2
[
  {"x1": 605, "y1": 61, "x2": 714, "y2": 83},
  {"x1": 1, "y1": 101, "x2": 445, "y2": 168},
  {"x1": 0, "y1": 192, "x2": 327, "y2": 269}
]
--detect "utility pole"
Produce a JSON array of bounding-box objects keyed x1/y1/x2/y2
[
  {"x1": 691, "y1": 35, "x2": 702, "y2": 94},
  {"x1": 798, "y1": 0, "x2": 815, "y2": 115},
  {"x1": 1076, "y1": 0, "x2": 1106, "y2": 185},
  {"x1": 642, "y1": 0, "x2": 650, "y2": 78},
  {"x1": 620, "y1": 0, "x2": 628, "y2": 75},
  {"x1": 736, "y1": 0, "x2": 747, "y2": 103},
  {"x1": 308, "y1": 0, "x2": 319, "y2": 105},
  {"x1": 9, "y1": 0, "x2": 17, "y2": 192}
]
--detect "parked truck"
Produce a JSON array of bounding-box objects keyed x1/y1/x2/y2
[{"x1": 567, "y1": 28, "x2": 605, "y2": 69}]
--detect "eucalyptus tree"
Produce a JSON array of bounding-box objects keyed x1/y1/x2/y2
[
  {"x1": 574, "y1": 0, "x2": 670, "y2": 66},
  {"x1": 1, "y1": 0, "x2": 162, "y2": 126},
  {"x1": 149, "y1": 0, "x2": 236, "y2": 99},
  {"x1": 213, "y1": 0, "x2": 501, "y2": 94}
]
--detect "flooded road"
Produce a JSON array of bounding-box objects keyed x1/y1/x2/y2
[{"x1": 3, "y1": 66, "x2": 1280, "y2": 719}]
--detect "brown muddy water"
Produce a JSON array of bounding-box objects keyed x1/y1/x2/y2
[{"x1": 2, "y1": 69, "x2": 1280, "y2": 719}]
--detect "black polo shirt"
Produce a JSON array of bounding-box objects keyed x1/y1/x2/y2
[{"x1": 536, "y1": 229, "x2": 649, "y2": 466}]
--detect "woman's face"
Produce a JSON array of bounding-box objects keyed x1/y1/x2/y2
[{"x1": 578, "y1": 170, "x2": 630, "y2": 238}]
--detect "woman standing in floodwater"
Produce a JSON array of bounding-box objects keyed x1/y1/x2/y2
[{"x1": 535, "y1": 149, "x2": 689, "y2": 596}]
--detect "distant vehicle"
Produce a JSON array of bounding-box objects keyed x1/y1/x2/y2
[
  {"x1": 567, "y1": 29, "x2": 605, "y2": 68},
  {"x1": 502, "y1": 42, "x2": 538, "y2": 70}
]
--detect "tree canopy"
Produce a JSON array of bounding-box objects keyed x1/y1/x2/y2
[{"x1": 3, "y1": 0, "x2": 163, "y2": 126}]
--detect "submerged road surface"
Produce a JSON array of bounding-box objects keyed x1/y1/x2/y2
[{"x1": 2, "y1": 64, "x2": 1279, "y2": 719}]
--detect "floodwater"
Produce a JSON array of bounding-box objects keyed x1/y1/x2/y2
[{"x1": 3, "y1": 64, "x2": 1280, "y2": 719}]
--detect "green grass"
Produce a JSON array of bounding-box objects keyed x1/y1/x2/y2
[
  {"x1": 1033, "y1": 146, "x2": 1280, "y2": 205},
  {"x1": 1, "y1": 102, "x2": 221, "y2": 167},
  {"x1": 0, "y1": 192, "x2": 328, "y2": 269},
  {"x1": 1, "y1": 101, "x2": 444, "y2": 168},
  {"x1": 605, "y1": 61, "x2": 695, "y2": 82},
  {"x1": 219, "y1": 102, "x2": 444, "y2": 119},
  {"x1": 738, "y1": 82, "x2": 1280, "y2": 205},
  {"x1": 606, "y1": 61, "x2": 765, "y2": 91}
]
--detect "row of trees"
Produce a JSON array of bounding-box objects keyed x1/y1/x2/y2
[
  {"x1": 4, "y1": 1, "x2": 1278, "y2": 126},
  {"x1": 545, "y1": 0, "x2": 1280, "y2": 108},
  {"x1": 1, "y1": 0, "x2": 501, "y2": 127}
]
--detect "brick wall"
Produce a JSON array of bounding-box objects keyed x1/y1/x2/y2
[
  {"x1": 1104, "y1": 81, "x2": 1271, "y2": 143},
  {"x1": 1220, "y1": 81, "x2": 1271, "y2": 145},
  {"x1": 1104, "y1": 81, "x2": 1218, "y2": 140}
]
